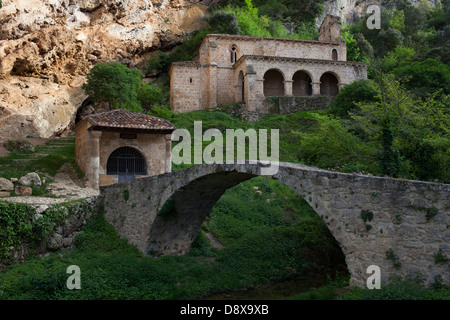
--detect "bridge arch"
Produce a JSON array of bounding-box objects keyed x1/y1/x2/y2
[{"x1": 101, "y1": 162, "x2": 450, "y2": 288}]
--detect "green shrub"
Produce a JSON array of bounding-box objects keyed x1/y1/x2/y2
[
  {"x1": 329, "y1": 79, "x2": 377, "y2": 118},
  {"x1": 82, "y1": 62, "x2": 143, "y2": 112},
  {"x1": 146, "y1": 51, "x2": 171, "y2": 74},
  {"x1": 205, "y1": 11, "x2": 241, "y2": 34},
  {"x1": 0, "y1": 203, "x2": 66, "y2": 261},
  {"x1": 137, "y1": 82, "x2": 166, "y2": 109}
]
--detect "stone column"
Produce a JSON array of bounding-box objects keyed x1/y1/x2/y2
[
  {"x1": 244, "y1": 71, "x2": 257, "y2": 111},
  {"x1": 312, "y1": 82, "x2": 321, "y2": 96},
  {"x1": 87, "y1": 130, "x2": 102, "y2": 189},
  {"x1": 283, "y1": 80, "x2": 293, "y2": 96}
]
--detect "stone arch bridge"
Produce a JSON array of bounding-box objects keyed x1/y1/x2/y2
[{"x1": 100, "y1": 162, "x2": 449, "y2": 287}]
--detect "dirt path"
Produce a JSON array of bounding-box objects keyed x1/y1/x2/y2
[{"x1": 1, "y1": 163, "x2": 99, "y2": 204}]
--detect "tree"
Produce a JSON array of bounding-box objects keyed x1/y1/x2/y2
[
  {"x1": 137, "y1": 82, "x2": 166, "y2": 110},
  {"x1": 82, "y1": 62, "x2": 143, "y2": 112},
  {"x1": 298, "y1": 114, "x2": 377, "y2": 173},
  {"x1": 342, "y1": 31, "x2": 369, "y2": 62},
  {"x1": 391, "y1": 58, "x2": 450, "y2": 97},
  {"x1": 351, "y1": 73, "x2": 449, "y2": 181},
  {"x1": 329, "y1": 80, "x2": 377, "y2": 118},
  {"x1": 205, "y1": 11, "x2": 242, "y2": 35},
  {"x1": 147, "y1": 51, "x2": 171, "y2": 74}
]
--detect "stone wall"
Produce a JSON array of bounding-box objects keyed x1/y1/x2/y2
[
  {"x1": 74, "y1": 120, "x2": 89, "y2": 174},
  {"x1": 235, "y1": 55, "x2": 367, "y2": 111},
  {"x1": 169, "y1": 62, "x2": 202, "y2": 113},
  {"x1": 201, "y1": 34, "x2": 347, "y2": 66},
  {"x1": 101, "y1": 162, "x2": 450, "y2": 288},
  {"x1": 263, "y1": 96, "x2": 331, "y2": 114},
  {"x1": 97, "y1": 131, "x2": 172, "y2": 186},
  {"x1": 1, "y1": 197, "x2": 99, "y2": 266}
]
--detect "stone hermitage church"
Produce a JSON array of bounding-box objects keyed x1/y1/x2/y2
[{"x1": 169, "y1": 15, "x2": 368, "y2": 113}]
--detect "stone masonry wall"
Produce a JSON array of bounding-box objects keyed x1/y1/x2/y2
[
  {"x1": 1, "y1": 197, "x2": 99, "y2": 267},
  {"x1": 238, "y1": 56, "x2": 367, "y2": 111},
  {"x1": 170, "y1": 62, "x2": 202, "y2": 113},
  {"x1": 170, "y1": 32, "x2": 351, "y2": 113},
  {"x1": 101, "y1": 162, "x2": 450, "y2": 288}
]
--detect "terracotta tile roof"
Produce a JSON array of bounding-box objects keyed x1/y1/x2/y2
[{"x1": 85, "y1": 109, "x2": 176, "y2": 131}]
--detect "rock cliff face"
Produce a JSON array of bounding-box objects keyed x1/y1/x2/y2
[
  {"x1": 320, "y1": 0, "x2": 438, "y2": 26},
  {"x1": 0, "y1": 0, "x2": 438, "y2": 138},
  {"x1": 320, "y1": 0, "x2": 381, "y2": 26},
  {"x1": 0, "y1": 0, "x2": 209, "y2": 138}
]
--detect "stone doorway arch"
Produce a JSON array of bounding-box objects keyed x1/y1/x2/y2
[
  {"x1": 263, "y1": 69, "x2": 285, "y2": 96},
  {"x1": 292, "y1": 71, "x2": 313, "y2": 96},
  {"x1": 320, "y1": 72, "x2": 339, "y2": 97},
  {"x1": 106, "y1": 146, "x2": 147, "y2": 183}
]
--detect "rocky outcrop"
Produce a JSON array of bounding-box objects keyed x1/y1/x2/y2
[
  {"x1": 0, "y1": 0, "x2": 210, "y2": 138},
  {"x1": 320, "y1": 0, "x2": 437, "y2": 26}
]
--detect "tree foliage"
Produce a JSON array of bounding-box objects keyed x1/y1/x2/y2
[
  {"x1": 329, "y1": 79, "x2": 377, "y2": 118},
  {"x1": 82, "y1": 62, "x2": 143, "y2": 112},
  {"x1": 301, "y1": 73, "x2": 449, "y2": 182},
  {"x1": 83, "y1": 62, "x2": 167, "y2": 113},
  {"x1": 205, "y1": 11, "x2": 242, "y2": 35}
]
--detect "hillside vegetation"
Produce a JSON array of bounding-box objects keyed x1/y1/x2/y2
[{"x1": 0, "y1": 0, "x2": 449, "y2": 300}]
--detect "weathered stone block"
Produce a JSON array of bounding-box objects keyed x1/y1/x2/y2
[
  {"x1": 0, "y1": 177, "x2": 14, "y2": 191},
  {"x1": 15, "y1": 186, "x2": 32, "y2": 196}
]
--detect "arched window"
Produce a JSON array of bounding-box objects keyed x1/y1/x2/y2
[
  {"x1": 332, "y1": 49, "x2": 338, "y2": 61},
  {"x1": 263, "y1": 69, "x2": 284, "y2": 97},
  {"x1": 230, "y1": 45, "x2": 238, "y2": 63},
  {"x1": 107, "y1": 147, "x2": 147, "y2": 181}
]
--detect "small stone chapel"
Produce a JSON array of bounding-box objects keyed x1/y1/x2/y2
[{"x1": 74, "y1": 109, "x2": 176, "y2": 188}]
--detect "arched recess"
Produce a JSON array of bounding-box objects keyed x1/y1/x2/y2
[
  {"x1": 106, "y1": 146, "x2": 147, "y2": 182},
  {"x1": 292, "y1": 71, "x2": 312, "y2": 97},
  {"x1": 320, "y1": 72, "x2": 339, "y2": 97},
  {"x1": 332, "y1": 49, "x2": 338, "y2": 61},
  {"x1": 237, "y1": 70, "x2": 245, "y2": 102},
  {"x1": 263, "y1": 69, "x2": 285, "y2": 97}
]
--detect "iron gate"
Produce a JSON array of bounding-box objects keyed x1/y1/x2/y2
[{"x1": 106, "y1": 147, "x2": 147, "y2": 182}]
